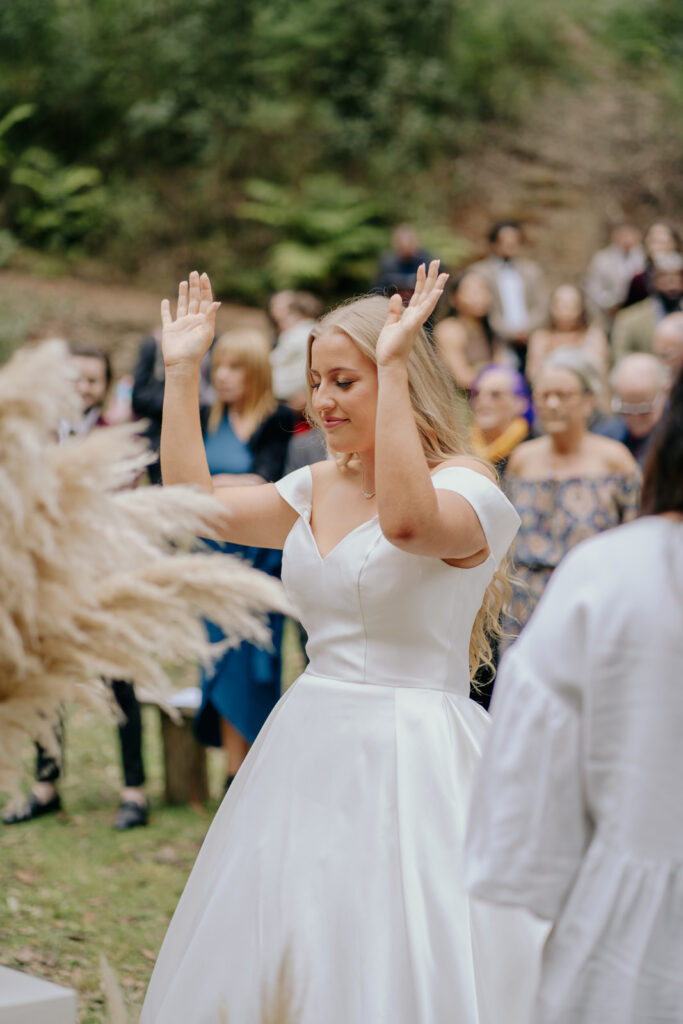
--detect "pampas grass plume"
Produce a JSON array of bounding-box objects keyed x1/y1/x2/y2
[{"x1": 0, "y1": 341, "x2": 291, "y2": 790}]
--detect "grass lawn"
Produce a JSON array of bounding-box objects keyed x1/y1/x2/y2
[{"x1": 0, "y1": 621, "x2": 305, "y2": 1022}]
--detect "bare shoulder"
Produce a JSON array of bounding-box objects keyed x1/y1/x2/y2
[
  {"x1": 586, "y1": 433, "x2": 639, "y2": 474},
  {"x1": 433, "y1": 455, "x2": 497, "y2": 484},
  {"x1": 309, "y1": 458, "x2": 340, "y2": 490},
  {"x1": 505, "y1": 436, "x2": 545, "y2": 474},
  {"x1": 434, "y1": 318, "x2": 467, "y2": 345}
]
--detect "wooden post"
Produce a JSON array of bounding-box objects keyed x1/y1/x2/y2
[{"x1": 158, "y1": 707, "x2": 209, "y2": 806}]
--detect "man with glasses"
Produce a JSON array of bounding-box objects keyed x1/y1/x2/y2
[{"x1": 604, "y1": 353, "x2": 671, "y2": 466}]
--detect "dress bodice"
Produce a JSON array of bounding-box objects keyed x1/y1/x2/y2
[{"x1": 275, "y1": 465, "x2": 520, "y2": 696}]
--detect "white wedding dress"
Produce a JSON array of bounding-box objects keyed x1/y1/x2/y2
[{"x1": 141, "y1": 465, "x2": 545, "y2": 1024}]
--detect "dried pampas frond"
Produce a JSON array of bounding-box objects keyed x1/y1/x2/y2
[{"x1": 0, "y1": 341, "x2": 290, "y2": 791}]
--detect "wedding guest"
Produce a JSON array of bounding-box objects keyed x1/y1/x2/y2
[
  {"x1": 653, "y1": 311, "x2": 683, "y2": 377},
  {"x1": 195, "y1": 329, "x2": 294, "y2": 789},
  {"x1": 373, "y1": 224, "x2": 432, "y2": 301},
  {"x1": 623, "y1": 221, "x2": 681, "y2": 307},
  {"x1": 503, "y1": 348, "x2": 640, "y2": 637},
  {"x1": 469, "y1": 364, "x2": 531, "y2": 472},
  {"x1": 465, "y1": 365, "x2": 683, "y2": 1024},
  {"x1": 584, "y1": 222, "x2": 644, "y2": 323},
  {"x1": 526, "y1": 284, "x2": 608, "y2": 388},
  {"x1": 612, "y1": 251, "x2": 683, "y2": 361},
  {"x1": 434, "y1": 272, "x2": 508, "y2": 390},
  {"x1": 471, "y1": 219, "x2": 549, "y2": 371},
  {"x1": 596, "y1": 353, "x2": 670, "y2": 467},
  {"x1": 268, "y1": 290, "x2": 323, "y2": 412}
]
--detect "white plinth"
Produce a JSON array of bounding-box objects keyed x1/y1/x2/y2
[{"x1": 0, "y1": 966, "x2": 76, "y2": 1024}]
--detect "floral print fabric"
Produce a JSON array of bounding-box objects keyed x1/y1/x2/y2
[{"x1": 503, "y1": 472, "x2": 641, "y2": 635}]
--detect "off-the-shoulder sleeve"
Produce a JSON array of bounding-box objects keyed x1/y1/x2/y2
[
  {"x1": 274, "y1": 464, "x2": 313, "y2": 520},
  {"x1": 464, "y1": 549, "x2": 594, "y2": 921},
  {"x1": 431, "y1": 466, "x2": 520, "y2": 567}
]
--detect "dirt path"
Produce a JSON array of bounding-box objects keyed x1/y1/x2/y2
[{"x1": 0, "y1": 270, "x2": 267, "y2": 375}]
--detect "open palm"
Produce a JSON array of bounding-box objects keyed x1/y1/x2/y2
[
  {"x1": 376, "y1": 260, "x2": 449, "y2": 367},
  {"x1": 160, "y1": 271, "x2": 221, "y2": 369}
]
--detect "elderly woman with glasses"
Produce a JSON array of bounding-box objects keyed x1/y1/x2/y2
[{"x1": 503, "y1": 347, "x2": 641, "y2": 638}]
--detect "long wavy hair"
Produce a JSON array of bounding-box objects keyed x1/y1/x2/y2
[
  {"x1": 305, "y1": 294, "x2": 512, "y2": 680},
  {"x1": 207, "y1": 330, "x2": 276, "y2": 437}
]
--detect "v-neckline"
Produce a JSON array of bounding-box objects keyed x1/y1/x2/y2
[
  {"x1": 302, "y1": 466, "x2": 379, "y2": 562},
  {"x1": 304, "y1": 512, "x2": 380, "y2": 563}
]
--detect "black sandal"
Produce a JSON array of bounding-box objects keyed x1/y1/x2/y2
[{"x1": 2, "y1": 791, "x2": 62, "y2": 825}]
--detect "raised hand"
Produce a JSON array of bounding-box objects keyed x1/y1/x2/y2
[
  {"x1": 160, "y1": 271, "x2": 221, "y2": 370},
  {"x1": 376, "y1": 260, "x2": 448, "y2": 368}
]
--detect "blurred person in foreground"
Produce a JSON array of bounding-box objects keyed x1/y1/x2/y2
[
  {"x1": 465, "y1": 365, "x2": 683, "y2": 1024},
  {"x1": 373, "y1": 223, "x2": 431, "y2": 301},
  {"x1": 434, "y1": 271, "x2": 511, "y2": 390},
  {"x1": 3, "y1": 346, "x2": 149, "y2": 830},
  {"x1": 653, "y1": 310, "x2": 683, "y2": 377},
  {"x1": 469, "y1": 364, "x2": 531, "y2": 473},
  {"x1": 584, "y1": 222, "x2": 644, "y2": 324},
  {"x1": 526, "y1": 283, "x2": 608, "y2": 390},
  {"x1": 471, "y1": 219, "x2": 549, "y2": 373},
  {"x1": 593, "y1": 353, "x2": 670, "y2": 467},
  {"x1": 612, "y1": 251, "x2": 683, "y2": 361},
  {"x1": 195, "y1": 329, "x2": 294, "y2": 789},
  {"x1": 503, "y1": 348, "x2": 640, "y2": 638}
]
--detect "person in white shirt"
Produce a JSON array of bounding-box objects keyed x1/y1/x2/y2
[
  {"x1": 584, "y1": 222, "x2": 644, "y2": 323},
  {"x1": 471, "y1": 220, "x2": 548, "y2": 373},
  {"x1": 465, "y1": 365, "x2": 683, "y2": 1024},
  {"x1": 268, "y1": 290, "x2": 322, "y2": 411}
]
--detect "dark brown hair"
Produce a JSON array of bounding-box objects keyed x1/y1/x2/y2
[{"x1": 640, "y1": 366, "x2": 683, "y2": 516}]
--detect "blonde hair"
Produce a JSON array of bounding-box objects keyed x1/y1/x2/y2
[
  {"x1": 306, "y1": 294, "x2": 511, "y2": 681},
  {"x1": 207, "y1": 330, "x2": 276, "y2": 436}
]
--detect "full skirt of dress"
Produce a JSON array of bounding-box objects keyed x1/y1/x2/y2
[{"x1": 141, "y1": 672, "x2": 545, "y2": 1024}]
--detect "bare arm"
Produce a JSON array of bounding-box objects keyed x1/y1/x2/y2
[
  {"x1": 159, "y1": 272, "x2": 297, "y2": 548},
  {"x1": 374, "y1": 262, "x2": 491, "y2": 562}
]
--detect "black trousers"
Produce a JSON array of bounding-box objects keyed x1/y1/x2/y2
[{"x1": 36, "y1": 680, "x2": 145, "y2": 788}]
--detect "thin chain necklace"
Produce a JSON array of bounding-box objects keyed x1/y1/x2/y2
[{"x1": 361, "y1": 468, "x2": 375, "y2": 500}]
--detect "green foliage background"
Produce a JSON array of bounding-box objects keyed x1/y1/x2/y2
[{"x1": 0, "y1": 0, "x2": 680, "y2": 299}]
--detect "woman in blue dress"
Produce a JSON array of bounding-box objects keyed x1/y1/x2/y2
[{"x1": 197, "y1": 328, "x2": 294, "y2": 787}]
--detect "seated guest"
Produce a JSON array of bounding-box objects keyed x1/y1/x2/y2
[
  {"x1": 503, "y1": 348, "x2": 640, "y2": 639},
  {"x1": 612, "y1": 251, "x2": 683, "y2": 361},
  {"x1": 584, "y1": 222, "x2": 644, "y2": 323},
  {"x1": 595, "y1": 353, "x2": 670, "y2": 467},
  {"x1": 373, "y1": 224, "x2": 431, "y2": 301},
  {"x1": 471, "y1": 219, "x2": 549, "y2": 371},
  {"x1": 469, "y1": 364, "x2": 531, "y2": 472},
  {"x1": 434, "y1": 272, "x2": 510, "y2": 390},
  {"x1": 526, "y1": 283, "x2": 608, "y2": 391},
  {"x1": 653, "y1": 311, "x2": 683, "y2": 378}
]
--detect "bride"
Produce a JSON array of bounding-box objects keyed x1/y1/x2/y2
[{"x1": 141, "y1": 264, "x2": 544, "y2": 1023}]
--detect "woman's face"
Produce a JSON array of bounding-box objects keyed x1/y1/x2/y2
[
  {"x1": 471, "y1": 370, "x2": 525, "y2": 435},
  {"x1": 551, "y1": 285, "x2": 583, "y2": 330},
  {"x1": 533, "y1": 366, "x2": 592, "y2": 435},
  {"x1": 309, "y1": 330, "x2": 378, "y2": 456},
  {"x1": 213, "y1": 357, "x2": 248, "y2": 406},
  {"x1": 452, "y1": 274, "x2": 491, "y2": 319},
  {"x1": 645, "y1": 223, "x2": 676, "y2": 258}
]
